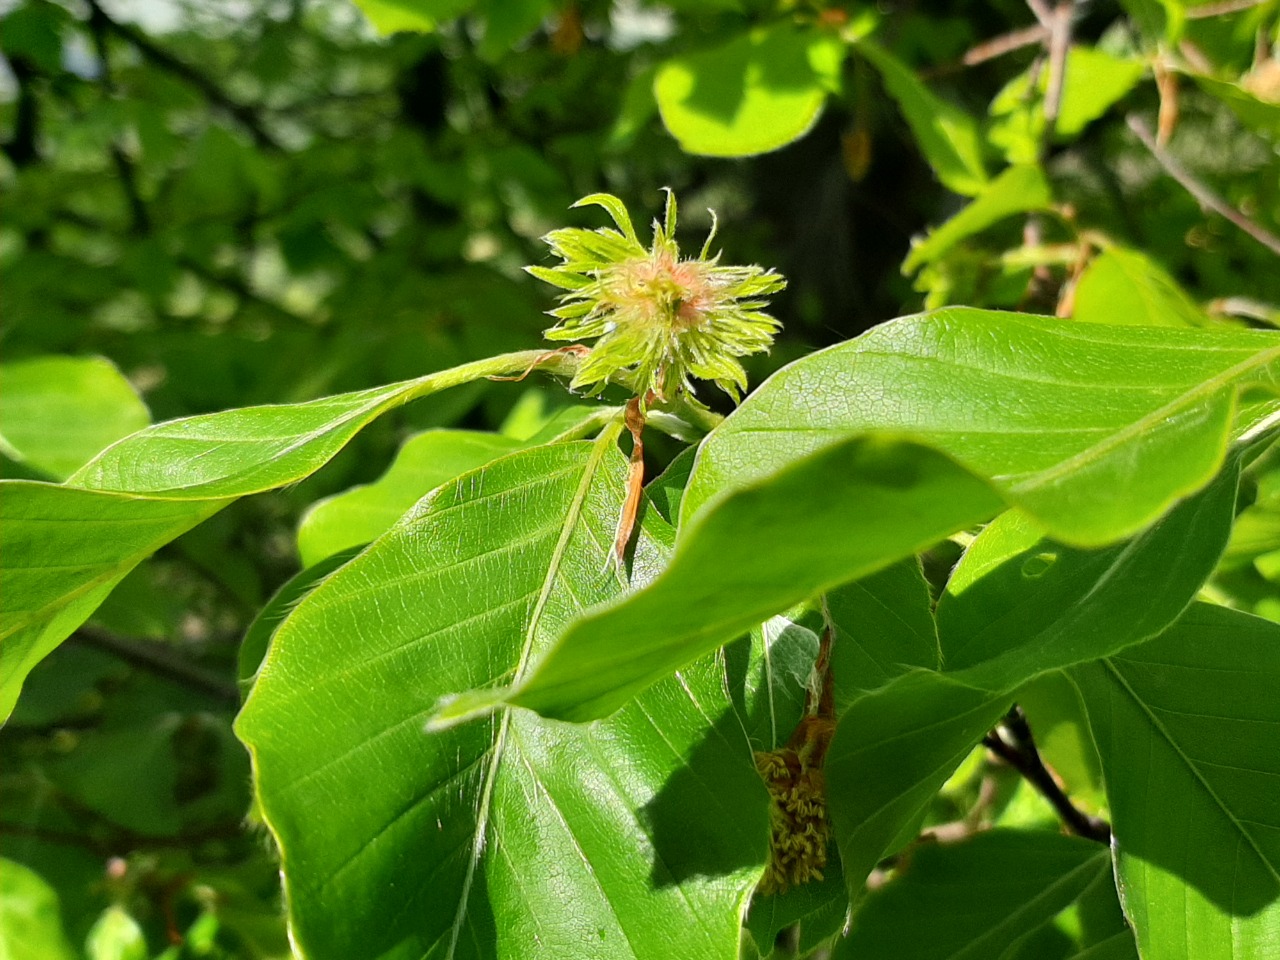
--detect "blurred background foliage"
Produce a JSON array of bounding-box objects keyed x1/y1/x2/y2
[{"x1": 0, "y1": 0, "x2": 1277, "y2": 955}]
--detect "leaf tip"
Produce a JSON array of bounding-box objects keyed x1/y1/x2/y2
[{"x1": 425, "y1": 688, "x2": 511, "y2": 732}]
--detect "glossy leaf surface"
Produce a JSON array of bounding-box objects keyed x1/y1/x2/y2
[
  {"x1": 69, "y1": 350, "x2": 552, "y2": 498},
  {"x1": 683, "y1": 310, "x2": 1278, "y2": 536},
  {"x1": 0, "y1": 352, "x2": 555, "y2": 721},
  {"x1": 499, "y1": 436, "x2": 1003, "y2": 722},
  {"x1": 825, "y1": 671, "x2": 1008, "y2": 903},
  {"x1": 236, "y1": 442, "x2": 768, "y2": 960},
  {"x1": 937, "y1": 457, "x2": 1238, "y2": 690},
  {"x1": 1072, "y1": 603, "x2": 1280, "y2": 959},
  {"x1": 503, "y1": 311, "x2": 1279, "y2": 722}
]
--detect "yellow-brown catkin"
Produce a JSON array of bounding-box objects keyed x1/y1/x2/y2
[{"x1": 754, "y1": 720, "x2": 834, "y2": 894}]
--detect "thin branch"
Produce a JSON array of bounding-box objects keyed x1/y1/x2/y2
[
  {"x1": 1127, "y1": 113, "x2": 1280, "y2": 258},
  {"x1": 82, "y1": 0, "x2": 281, "y2": 151},
  {"x1": 1025, "y1": 0, "x2": 1056, "y2": 28},
  {"x1": 984, "y1": 706, "x2": 1111, "y2": 844},
  {"x1": 965, "y1": 24, "x2": 1050, "y2": 66},
  {"x1": 71, "y1": 625, "x2": 240, "y2": 704},
  {"x1": 85, "y1": 2, "x2": 151, "y2": 233},
  {"x1": 1185, "y1": 0, "x2": 1268, "y2": 17},
  {"x1": 1040, "y1": 1, "x2": 1074, "y2": 157}
]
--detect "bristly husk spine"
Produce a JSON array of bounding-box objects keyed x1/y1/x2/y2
[{"x1": 527, "y1": 190, "x2": 786, "y2": 404}]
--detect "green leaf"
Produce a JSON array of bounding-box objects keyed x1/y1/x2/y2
[
  {"x1": 499, "y1": 437, "x2": 1004, "y2": 722},
  {"x1": 609, "y1": 64, "x2": 661, "y2": 148},
  {"x1": 0, "y1": 351, "x2": 572, "y2": 718},
  {"x1": 500, "y1": 310, "x2": 1279, "y2": 722},
  {"x1": 237, "y1": 547, "x2": 361, "y2": 693},
  {"x1": 85, "y1": 906, "x2": 147, "y2": 960},
  {"x1": 654, "y1": 25, "x2": 845, "y2": 157},
  {"x1": 346, "y1": 0, "x2": 475, "y2": 36},
  {"x1": 833, "y1": 830, "x2": 1110, "y2": 959},
  {"x1": 682, "y1": 311, "x2": 1277, "y2": 538},
  {"x1": 937, "y1": 456, "x2": 1238, "y2": 691},
  {"x1": 236, "y1": 441, "x2": 768, "y2": 960},
  {"x1": 746, "y1": 867, "x2": 848, "y2": 957},
  {"x1": 1071, "y1": 603, "x2": 1280, "y2": 958},
  {"x1": 903, "y1": 164, "x2": 1053, "y2": 273},
  {"x1": 827, "y1": 557, "x2": 940, "y2": 709},
  {"x1": 1072, "y1": 247, "x2": 1210, "y2": 328},
  {"x1": 297, "y1": 429, "x2": 522, "y2": 566},
  {"x1": 989, "y1": 47, "x2": 1145, "y2": 164},
  {"x1": 856, "y1": 39, "x2": 989, "y2": 196},
  {"x1": 731, "y1": 616, "x2": 819, "y2": 753},
  {"x1": 0, "y1": 859, "x2": 77, "y2": 960},
  {"x1": 0, "y1": 483, "x2": 223, "y2": 721},
  {"x1": 825, "y1": 671, "x2": 1008, "y2": 904},
  {"x1": 0, "y1": 356, "x2": 150, "y2": 481},
  {"x1": 1016, "y1": 672, "x2": 1105, "y2": 814},
  {"x1": 69, "y1": 349, "x2": 559, "y2": 498}
]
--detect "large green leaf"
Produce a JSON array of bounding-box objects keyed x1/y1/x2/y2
[
  {"x1": 937, "y1": 455, "x2": 1238, "y2": 691},
  {"x1": 0, "y1": 483, "x2": 223, "y2": 720},
  {"x1": 0, "y1": 351, "x2": 572, "y2": 722},
  {"x1": 236, "y1": 441, "x2": 768, "y2": 960},
  {"x1": 493, "y1": 311, "x2": 1279, "y2": 722},
  {"x1": 1072, "y1": 247, "x2": 1210, "y2": 328},
  {"x1": 468, "y1": 436, "x2": 1003, "y2": 724},
  {"x1": 833, "y1": 830, "x2": 1112, "y2": 960},
  {"x1": 0, "y1": 858, "x2": 77, "y2": 960},
  {"x1": 0, "y1": 356, "x2": 150, "y2": 481},
  {"x1": 69, "y1": 349, "x2": 566, "y2": 498},
  {"x1": 1072, "y1": 603, "x2": 1280, "y2": 958},
  {"x1": 856, "y1": 39, "x2": 989, "y2": 196},
  {"x1": 682, "y1": 311, "x2": 1278, "y2": 535},
  {"x1": 654, "y1": 24, "x2": 844, "y2": 157},
  {"x1": 296, "y1": 429, "x2": 522, "y2": 566}
]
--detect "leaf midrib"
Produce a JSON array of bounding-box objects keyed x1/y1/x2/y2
[
  {"x1": 1102, "y1": 658, "x2": 1280, "y2": 884},
  {"x1": 445, "y1": 433, "x2": 619, "y2": 959}
]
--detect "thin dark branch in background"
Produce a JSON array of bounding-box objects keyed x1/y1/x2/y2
[
  {"x1": 85, "y1": 1, "x2": 151, "y2": 233},
  {"x1": 82, "y1": 0, "x2": 282, "y2": 151},
  {"x1": 71, "y1": 625, "x2": 240, "y2": 704},
  {"x1": 0, "y1": 817, "x2": 247, "y2": 858},
  {"x1": 1127, "y1": 113, "x2": 1280, "y2": 258},
  {"x1": 984, "y1": 706, "x2": 1111, "y2": 844},
  {"x1": 3, "y1": 58, "x2": 41, "y2": 166}
]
